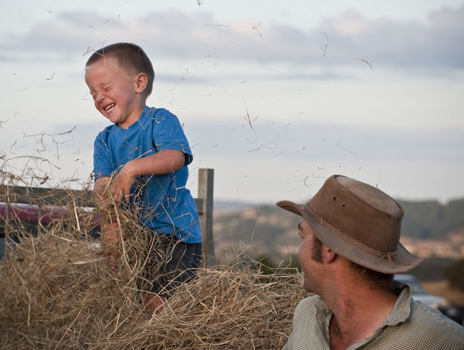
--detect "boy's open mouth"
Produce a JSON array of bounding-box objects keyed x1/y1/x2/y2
[{"x1": 105, "y1": 103, "x2": 115, "y2": 113}]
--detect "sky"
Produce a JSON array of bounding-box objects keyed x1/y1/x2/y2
[{"x1": 1, "y1": 0, "x2": 463, "y2": 206}]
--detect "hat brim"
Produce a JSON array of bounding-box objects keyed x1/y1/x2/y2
[{"x1": 277, "y1": 200, "x2": 422, "y2": 274}]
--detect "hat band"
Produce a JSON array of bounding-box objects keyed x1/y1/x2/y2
[{"x1": 303, "y1": 204, "x2": 410, "y2": 268}]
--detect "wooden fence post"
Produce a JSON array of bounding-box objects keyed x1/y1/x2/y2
[
  {"x1": 4, "y1": 188, "x2": 11, "y2": 256},
  {"x1": 198, "y1": 168, "x2": 215, "y2": 267}
]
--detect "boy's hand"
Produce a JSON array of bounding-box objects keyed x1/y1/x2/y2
[
  {"x1": 112, "y1": 151, "x2": 185, "y2": 204},
  {"x1": 114, "y1": 164, "x2": 136, "y2": 203},
  {"x1": 94, "y1": 177, "x2": 111, "y2": 203}
]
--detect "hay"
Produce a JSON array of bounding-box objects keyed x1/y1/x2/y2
[{"x1": 0, "y1": 187, "x2": 307, "y2": 350}]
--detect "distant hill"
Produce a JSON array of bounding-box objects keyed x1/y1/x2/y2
[
  {"x1": 398, "y1": 199, "x2": 464, "y2": 239},
  {"x1": 212, "y1": 198, "x2": 464, "y2": 257}
]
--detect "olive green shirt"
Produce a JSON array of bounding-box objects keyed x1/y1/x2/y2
[{"x1": 283, "y1": 283, "x2": 464, "y2": 350}]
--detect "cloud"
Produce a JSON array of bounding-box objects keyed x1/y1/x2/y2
[
  {"x1": 324, "y1": 7, "x2": 464, "y2": 70},
  {"x1": 1, "y1": 6, "x2": 463, "y2": 73}
]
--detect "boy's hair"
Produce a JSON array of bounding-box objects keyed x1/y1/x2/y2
[{"x1": 86, "y1": 43, "x2": 155, "y2": 97}]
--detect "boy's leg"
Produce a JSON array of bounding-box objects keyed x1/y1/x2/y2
[{"x1": 144, "y1": 233, "x2": 202, "y2": 312}]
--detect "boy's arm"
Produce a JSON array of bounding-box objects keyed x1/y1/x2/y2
[
  {"x1": 94, "y1": 176, "x2": 121, "y2": 269},
  {"x1": 115, "y1": 149, "x2": 185, "y2": 203},
  {"x1": 94, "y1": 176, "x2": 120, "y2": 244},
  {"x1": 94, "y1": 176, "x2": 111, "y2": 202}
]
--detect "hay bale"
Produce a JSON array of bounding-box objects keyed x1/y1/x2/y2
[
  {"x1": 108, "y1": 258, "x2": 306, "y2": 350},
  {"x1": 0, "y1": 188, "x2": 306, "y2": 349}
]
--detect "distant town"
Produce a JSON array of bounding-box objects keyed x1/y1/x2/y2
[{"x1": 401, "y1": 231, "x2": 464, "y2": 259}]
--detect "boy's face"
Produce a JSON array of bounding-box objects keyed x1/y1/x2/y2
[{"x1": 85, "y1": 57, "x2": 145, "y2": 129}]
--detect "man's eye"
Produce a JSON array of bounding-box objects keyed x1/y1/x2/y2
[{"x1": 104, "y1": 86, "x2": 111, "y2": 91}]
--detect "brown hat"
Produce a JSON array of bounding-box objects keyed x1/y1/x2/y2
[{"x1": 277, "y1": 175, "x2": 421, "y2": 274}]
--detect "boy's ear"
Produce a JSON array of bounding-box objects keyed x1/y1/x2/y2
[{"x1": 134, "y1": 73, "x2": 148, "y2": 94}]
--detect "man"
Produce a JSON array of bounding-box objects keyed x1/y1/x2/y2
[{"x1": 277, "y1": 175, "x2": 464, "y2": 350}]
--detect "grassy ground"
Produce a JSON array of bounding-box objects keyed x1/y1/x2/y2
[{"x1": 423, "y1": 280, "x2": 464, "y2": 307}]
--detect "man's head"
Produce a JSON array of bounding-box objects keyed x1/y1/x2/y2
[
  {"x1": 309, "y1": 230, "x2": 395, "y2": 291},
  {"x1": 277, "y1": 175, "x2": 422, "y2": 275},
  {"x1": 85, "y1": 43, "x2": 154, "y2": 129},
  {"x1": 296, "y1": 218, "x2": 326, "y2": 293}
]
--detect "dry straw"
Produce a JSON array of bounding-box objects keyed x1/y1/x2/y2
[{"x1": 0, "y1": 180, "x2": 307, "y2": 349}]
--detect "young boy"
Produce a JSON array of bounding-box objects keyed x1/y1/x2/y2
[{"x1": 85, "y1": 43, "x2": 202, "y2": 312}]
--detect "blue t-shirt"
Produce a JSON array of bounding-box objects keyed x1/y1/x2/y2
[{"x1": 93, "y1": 107, "x2": 201, "y2": 244}]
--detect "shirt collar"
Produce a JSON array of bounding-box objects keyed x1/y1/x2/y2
[
  {"x1": 382, "y1": 281, "x2": 412, "y2": 326},
  {"x1": 313, "y1": 281, "x2": 413, "y2": 326}
]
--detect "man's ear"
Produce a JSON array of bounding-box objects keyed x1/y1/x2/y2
[
  {"x1": 134, "y1": 73, "x2": 148, "y2": 94},
  {"x1": 325, "y1": 247, "x2": 337, "y2": 264}
]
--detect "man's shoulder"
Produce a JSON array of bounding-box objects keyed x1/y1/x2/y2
[
  {"x1": 285, "y1": 295, "x2": 328, "y2": 349},
  {"x1": 293, "y1": 295, "x2": 321, "y2": 318},
  {"x1": 409, "y1": 300, "x2": 464, "y2": 335},
  {"x1": 388, "y1": 299, "x2": 464, "y2": 348},
  {"x1": 297, "y1": 294, "x2": 319, "y2": 306}
]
